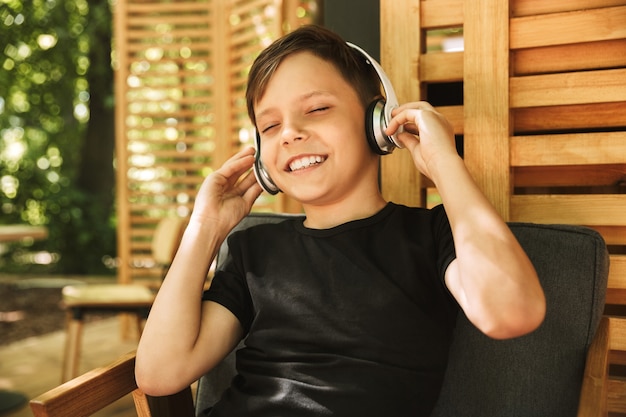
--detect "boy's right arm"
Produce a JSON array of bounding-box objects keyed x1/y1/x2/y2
[{"x1": 135, "y1": 146, "x2": 262, "y2": 396}]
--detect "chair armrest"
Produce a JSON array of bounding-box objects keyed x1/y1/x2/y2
[
  {"x1": 577, "y1": 317, "x2": 610, "y2": 417},
  {"x1": 29, "y1": 350, "x2": 194, "y2": 417}
]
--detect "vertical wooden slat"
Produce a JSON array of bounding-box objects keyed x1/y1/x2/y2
[
  {"x1": 114, "y1": 0, "x2": 132, "y2": 286},
  {"x1": 212, "y1": 1, "x2": 231, "y2": 168},
  {"x1": 463, "y1": 0, "x2": 511, "y2": 219},
  {"x1": 380, "y1": 0, "x2": 424, "y2": 207}
]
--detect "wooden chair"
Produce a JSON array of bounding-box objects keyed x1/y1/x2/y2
[
  {"x1": 59, "y1": 217, "x2": 186, "y2": 382},
  {"x1": 30, "y1": 214, "x2": 625, "y2": 417}
]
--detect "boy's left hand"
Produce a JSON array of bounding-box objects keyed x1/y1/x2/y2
[{"x1": 385, "y1": 102, "x2": 457, "y2": 182}]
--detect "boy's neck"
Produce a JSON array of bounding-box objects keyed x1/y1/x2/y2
[{"x1": 301, "y1": 194, "x2": 388, "y2": 229}]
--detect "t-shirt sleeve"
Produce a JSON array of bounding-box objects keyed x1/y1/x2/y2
[
  {"x1": 202, "y1": 234, "x2": 254, "y2": 333},
  {"x1": 430, "y1": 204, "x2": 456, "y2": 284}
]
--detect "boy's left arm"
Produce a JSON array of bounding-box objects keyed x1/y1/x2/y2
[
  {"x1": 387, "y1": 102, "x2": 546, "y2": 339},
  {"x1": 437, "y1": 157, "x2": 546, "y2": 339}
]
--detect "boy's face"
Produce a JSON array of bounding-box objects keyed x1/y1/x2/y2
[{"x1": 255, "y1": 51, "x2": 380, "y2": 206}]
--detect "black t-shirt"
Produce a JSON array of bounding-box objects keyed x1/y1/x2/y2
[{"x1": 203, "y1": 203, "x2": 458, "y2": 416}]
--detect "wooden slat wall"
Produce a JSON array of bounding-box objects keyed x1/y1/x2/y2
[
  {"x1": 113, "y1": 0, "x2": 316, "y2": 286},
  {"x1": 380, "y1": 0, "x2": 626, "y2": 410},
  {"x1": 381, "y1": 1, "x2": 625, "y2": 412},
  {"x1": 380, "y1": 0, "x2": 626, "y2": 303},
  {"x1": 508, "y1": 1, "x2": 626, "y2": 316}
]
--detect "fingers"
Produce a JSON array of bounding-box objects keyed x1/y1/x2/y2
[
  {"x1": 219, "y1": 146, "x2": 256, "y2": 179},
  {"x1": 240, "y1": 171, "x2": 263, "y2": 205},
  {"x1": 191, "y1": 148, "x2": 261, "y2": 226},
  {"x1": 221, "y1": 148, "x2": 263, "y2": 201},
  {"x1": 385, "y1": 109, "x2": 421, "y2": 140},
  {"x1": 386, "y1": 102, "x2": 432, "y2": 131},
  {"x1": 385, "y1": 102, "x2": 451, "y2": 139}
]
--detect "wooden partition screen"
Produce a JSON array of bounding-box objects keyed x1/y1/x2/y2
[
  {"x1": 381, "y1": 0, "x2": 626, "y2": 413},
  {"x1": 113, "y1": 0, "x2": 316, "y2": 286}
]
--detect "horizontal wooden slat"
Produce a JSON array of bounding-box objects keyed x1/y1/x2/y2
[
  {"x1": 510, "y1": 194, "x2": 626, "y2": 225},
  {"x1": 510, "y1": 68, "x2": 626, "y2": 108},
  {"x1": 125, "y1": 28, "x2": 212, "y2": 40},
  {"x1": 510, "y1": 6, "x2": 626, "y2": 49},
  {"x1": 590, "y1": 226, "x2": 626, "y2": 246},
  {"x1": 421, "y1": 0, "x2": 464, "y2": 29},
  {"x1": 125, "y1": 111, "x2": 216, "y2": 120},
  {"x1": 511, "y1": 0, "x2": 626, "y2": 18},
  {"x1": 126, "y1": 42, "x2": 212, "y2": 53},
  {"x1": 609, "y1": 255, "x2": 626, "y2": 290},
  {"x1": 127, "y1": 2, "x2": 211, "y2": 13},
  {"x1": 231, "y1": 26, "x2": 265, "y2": 45},
  {"x1": 513, "y1": 39, "x2": 626, "y2": 76},
  {"x1": 436, "y1": 105, "x2": 464, "y2": 135},
  {"x1": 514, "y1": 102, "x2": 626, "y2": 133},
  {"x1": 606, "y1": 288, "x2": 626, "y2": 306},
  {"x1": 125, "y1": 68, "x2": 213, "y2": 78},
  {"x1": 231, "y1": 43, "x2": 263, "y2": 61},
  {"x1": 608, "y1": 377, "x2": 626, "y2": 415},
  {"x1": 128, "y1": 137, "x2": 216, "y2": 145},
  {"x1": 126, "y1": 97, "x2": 214, "y2": 107},
  {"x1": 124, "y1": 55, "x2": 211, "y2": 65},
  {"x1": 127, "y1": 14, "x2": 210, "y2": 26},
  {"x1": 610, "y1": 318, "x2": 626, "y2": 352},
  {"x1": 129, "y1": 216, "x2": 185, "y2": 225},
  {"x1": 127, "y1": 85, "x2": 213, "y2": 93},
  {"x1": 125, "y1": 41, "x2": 212, "y2": 52},
  {"x1": 128, "y1": 178, "x2": 204, "y2": 188},
  {"x1": 420, "y1": 51, "x2": 463, "y2": 82},
  {"x1": 130, "y1": 202, "x2": 194, "y2": 211},
  {"x1": 126, "y1": 79, "x2": 214, "y2": 88},
  {"x1": 126, "y1": 136, "x2": 215, "y2": 144},
  {"x1": 511, "y1": 132, "x2": 626, "y2": 166},
  {"x1": 129, "y1": 150, "x2": 212, "y2": 158},
  {"x1": 128, "y1": 189, "x2": 199, "y2": 199},
  {"x1": 230, "y1": 0, "x2": 274, "y2": 17},
  {"x1": 513, "y1": 165, "x2": 626, "y2": 188}
]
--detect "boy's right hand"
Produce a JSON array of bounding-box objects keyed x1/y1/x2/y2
[{"x1": 189, "y1": 146, "x2": 263, "y2": 240}]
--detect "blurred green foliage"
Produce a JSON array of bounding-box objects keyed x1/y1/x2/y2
[{"x1": 0, "y1": 0, "x2": 116, "y2": 274}]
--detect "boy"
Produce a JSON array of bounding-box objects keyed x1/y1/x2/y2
[{"x1": 136, "y1": 25, "x2": 545, "y2": 416}]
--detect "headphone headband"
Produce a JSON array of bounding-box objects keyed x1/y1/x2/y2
[{"x1": 345, "y1": 42, "x2": 402, "y2": 150}]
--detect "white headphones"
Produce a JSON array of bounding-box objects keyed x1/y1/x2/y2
[{"x1": 254, "y1": 42, "x2": 401, "y2": 195}]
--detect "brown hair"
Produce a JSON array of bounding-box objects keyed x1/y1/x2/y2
[{"x1": 245, "y1": 25, "x2": 381, "y2": 125}]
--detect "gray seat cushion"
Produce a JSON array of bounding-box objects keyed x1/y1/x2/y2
[{"x1": 431, "y1": 223, "x2": 608, "y2": 417}]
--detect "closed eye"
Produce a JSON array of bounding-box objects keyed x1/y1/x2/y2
[
  {"x1": 261, "y1": 124, "x2": 279, "y2": 134},
  {"x1": 309, "y1": 106, "x2": 329, "y2": 114}
]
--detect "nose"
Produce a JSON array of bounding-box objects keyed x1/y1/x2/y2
[{"x1": 280, "y1": 120, "x2": 307, "y2": 145}]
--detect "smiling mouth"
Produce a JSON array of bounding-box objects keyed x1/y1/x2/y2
[{"x1": 288, "y1": 155, "x2": 326, "y2": 172}]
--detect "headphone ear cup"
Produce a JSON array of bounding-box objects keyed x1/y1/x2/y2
[
  {"x1": 365, "y1": 99, "x2": 392, "y2": 155},
  {"x1": 253, "y1": 130, "x2": 281, "y2": 195}
]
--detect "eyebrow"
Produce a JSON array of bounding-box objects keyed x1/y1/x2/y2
[{"x1": 255, "y1": 90, "x2": 333, "y2": 121}]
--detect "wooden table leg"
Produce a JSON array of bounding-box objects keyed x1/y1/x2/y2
[{"x1": 62, "y1": 309, "x2": 84, "y2": 383}]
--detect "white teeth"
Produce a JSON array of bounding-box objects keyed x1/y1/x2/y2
[{"x1": 289, "y1": 155, "x2": 324, "y2": 171}]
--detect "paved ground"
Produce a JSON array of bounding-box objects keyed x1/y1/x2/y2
[
  {"x1": 0, "y1": 318, "x2": 138, "y2": 417},
  {"x1": 0, "y1": 274, "x2": 137, "y2": 417},
  {"x1": 0, "y1": 275, "x2": 115, "y2": 346}
]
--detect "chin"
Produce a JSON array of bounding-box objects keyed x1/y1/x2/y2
[{"x1": 285, "y1": 186, "x2": 331, "y2": 205}]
